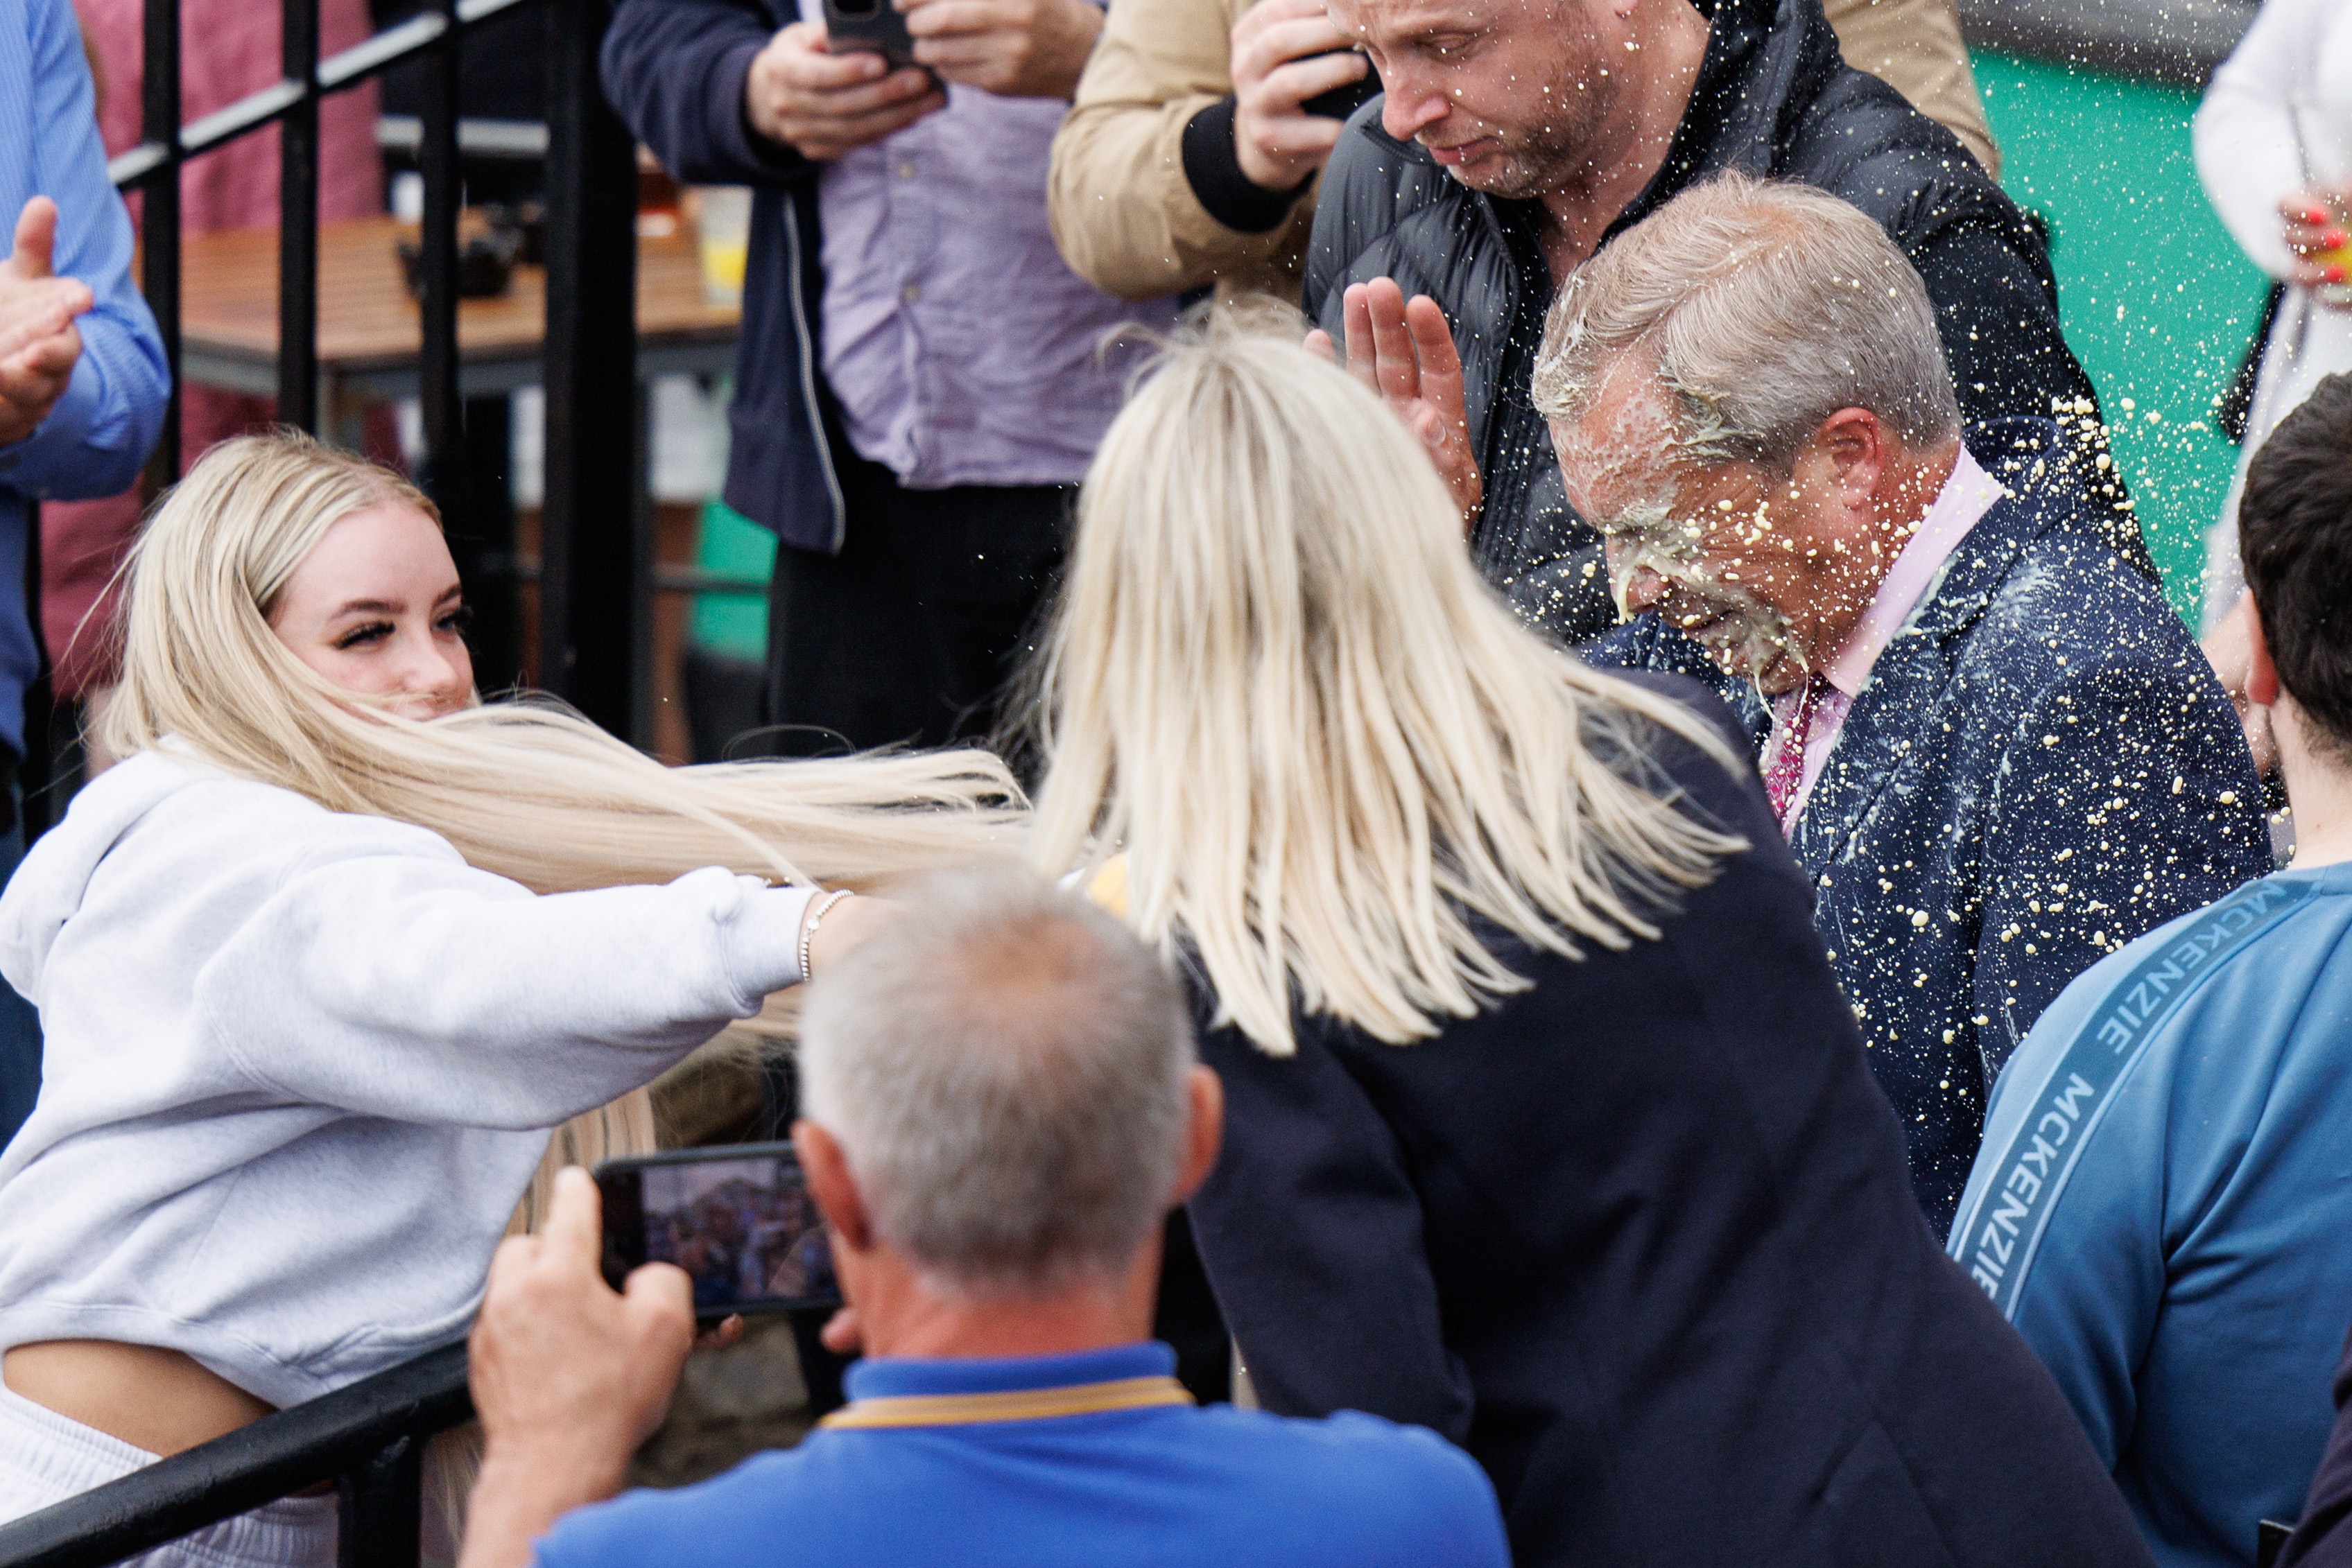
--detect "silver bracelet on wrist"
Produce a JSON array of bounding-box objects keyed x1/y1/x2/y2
[{"x1": 798, "y1": 889, "x2": 856, "y2": 982}]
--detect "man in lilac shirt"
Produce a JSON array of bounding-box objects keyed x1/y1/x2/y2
[
  {"x1": 603, "y1": 0, "x2": 1175, "y2": 753},
  {"x1": 1553, "y1": 175, "x2": 2267, "y2": 1235}
]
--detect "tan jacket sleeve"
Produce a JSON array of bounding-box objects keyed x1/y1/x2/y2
[
  {"x1": 1048, "y1": 0, "x2": 1316, "y2": 302},
  {"x1": 1824, "y1": 0, "x2": 2000, "y2": 177}
]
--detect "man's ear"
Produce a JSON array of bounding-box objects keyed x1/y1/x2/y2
[
  {"x1": 793, "y1": 1120, "x2": 874, "y2": 1255},
  {"x1": 1810, "y1": 406, "x2": 1887, "y2": 508},
  {"x1": 1168, "y1": 1065, "x2": 1224, "y2": 1209},
  {"x1": 2247, "y1": 595, "x2": 2281, "y2": 708}
]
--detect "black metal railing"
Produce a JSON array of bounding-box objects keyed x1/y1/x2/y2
[
  {"x1": 0, "y1": 1343, "x2": 472, "y2": 1568},
  {"x1": 107, "y1": 0, "x2": 643, "y2": 737}
]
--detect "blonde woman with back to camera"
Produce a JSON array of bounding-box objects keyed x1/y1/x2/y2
[
  {"x1": 0, "y1": 433, "x2": 1019, "y2": 1565},
  {"x1": 1026, "y1": 310, "x2": 2154, "y2": 1568}
]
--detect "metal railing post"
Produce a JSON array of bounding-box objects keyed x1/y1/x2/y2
[
  {"x1": 334, "y1": 1435, "x2": 422, "y2": 1568},
  {"x1": 540, "y1": 0, "x2": 638, "y2": 735},
  {"x1": 275, "y1": 0, "x2": 319, "y2": 430},
  {"x1": 138, "y1": 0, "x2": 181, "y2": 483},
  {"x1": 415, "y1": 0, "x2": 465, "y2": 523}
]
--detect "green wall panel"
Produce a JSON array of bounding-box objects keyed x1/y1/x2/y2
[{"x1": 1976, "y1": 50, "x2": 2270, "y2": 623}]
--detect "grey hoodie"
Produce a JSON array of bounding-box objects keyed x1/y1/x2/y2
[{"x1": 0, "y1": 749, "x2": 811, "y2": 1407}]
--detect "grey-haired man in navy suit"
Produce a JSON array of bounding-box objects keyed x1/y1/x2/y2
[{"x1": 1548, "y1": 173, "x2": 2269, "y2": 1237}]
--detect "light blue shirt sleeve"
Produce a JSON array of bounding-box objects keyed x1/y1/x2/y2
[{"x1": 0, "y1": 0, "x2": 166, "y2": 501}]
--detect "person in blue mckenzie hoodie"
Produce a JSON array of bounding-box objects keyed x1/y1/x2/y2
[
  {"x1": 456, "y1": 865, "x2": 1510, "y2": 1568},
  {"x1": 1947, "y1": 370, "x2": 2352, "y2": 1568}
]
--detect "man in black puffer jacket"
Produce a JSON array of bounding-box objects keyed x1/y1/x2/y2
[{"x1": 1306, "y1": 0, "x2": 2117, "y2": 642}]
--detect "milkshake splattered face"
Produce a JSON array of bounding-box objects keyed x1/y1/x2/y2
[
  {"x1": 1552, "y1": 372, "x2": 1898, "y2": 699},
  {"x1": 1324, "y1": 0, "x2": 1619, "y2": 200}
]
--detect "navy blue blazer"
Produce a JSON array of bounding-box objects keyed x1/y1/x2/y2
[
  {"x1": 1589, "y1": 419, "x2": 2269, "y2": 1234},
  {"x1": 1186, "y1": 674, "x2": 2152, "y2": 1568}
]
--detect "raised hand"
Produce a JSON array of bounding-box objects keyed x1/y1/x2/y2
[
  {"x1": 1307, "y1": 277, "x2": 1482, "y2": 532},
  {"x1": 0, "y1": 198, "x2": 92, "y2": 447}
]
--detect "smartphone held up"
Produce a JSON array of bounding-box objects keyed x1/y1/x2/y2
[
  {"x1": 821, "y1": 0, "x2": 919, "y2": 72},
  {"x1": 597, "y1": 1142, "x2": 842, "y2": 1323}
]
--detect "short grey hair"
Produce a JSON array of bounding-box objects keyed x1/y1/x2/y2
[
  {"x1": 1532, "y1": 171, "x2": 1962, "y2": 468},
  {"x1": 797, "y1": 865, "x2": 1195, "y2": 1297}
]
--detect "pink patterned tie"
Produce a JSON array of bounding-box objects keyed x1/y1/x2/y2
[{"x1": 1764, "y1": 677, "x2": 1824, "y2": 833}]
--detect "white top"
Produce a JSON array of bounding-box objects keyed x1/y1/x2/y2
[
  {"x1": 0, "y1": 749, "x2": 813, "y2": 1407},
  {"x1": 2194, "y1": 0, "x2": 2352, "y2": 281}
]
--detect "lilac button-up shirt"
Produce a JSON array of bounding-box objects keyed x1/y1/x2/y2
[{"x1": 802, "y1": 12, "x2": 1179, "y2": 491}]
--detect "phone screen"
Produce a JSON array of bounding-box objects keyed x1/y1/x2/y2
[{"x1": 596, "y1": 1143, "x2": 842, "y2": 1319}]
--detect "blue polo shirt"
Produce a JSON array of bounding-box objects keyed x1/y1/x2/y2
[
  {"x1": 1948, "y1": 862, "x2": 2352, "y2": 1568},
  {"x1": 533, "y1": 1341, "x2": 1510, "y2": 1568}
]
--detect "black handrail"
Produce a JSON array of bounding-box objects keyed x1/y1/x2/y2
[{"x1": 0, "y1": 1342, "x2": 472, "y2": 1568}]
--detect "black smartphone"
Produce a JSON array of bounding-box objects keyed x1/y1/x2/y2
[
  {"x1": 821, "y1": 0, "x2": 919, "y2": 73},
  {"x1": 1300, "y1": 49, "x2": 1378, "y2": 122},
  {"x1": 596, "y1": 1142, "x2": 842, "y2": 1323}
]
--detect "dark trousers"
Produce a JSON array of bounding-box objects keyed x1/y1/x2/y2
[
  {"x1": 761, "y1": 450, "x2": 1070, "y2": 756},
  {"x1": 0, "y1": 792, "x2": 38, "y2": 1151}
]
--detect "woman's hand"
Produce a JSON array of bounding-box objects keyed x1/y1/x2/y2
[
  {"x1": 803, "y1": 893, "x2": 898, "y2": 982},
  {"x1": 2280, "y1": 188, "x2": 2352, "y2": 302}
]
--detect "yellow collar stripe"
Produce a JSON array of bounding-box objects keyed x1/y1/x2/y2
[{"x1": 819, "y1": 1375, "x2": 1195, "y2": 1430}]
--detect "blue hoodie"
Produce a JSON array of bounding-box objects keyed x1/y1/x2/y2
[{"x1": 1951, "y1": 861, "x2": 2352, "y2": 1567}]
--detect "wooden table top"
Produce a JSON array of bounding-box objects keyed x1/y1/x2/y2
[{"x1": 178, "y1": 214, "x2": 741, "y2": 376}]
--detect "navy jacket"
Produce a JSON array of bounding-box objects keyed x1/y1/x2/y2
[
  {"x1": 2283, "y1": 1325, "x2": 2352, "y2": 1568},
  {"x1": 1590, "y1": 419, "x2": 2269, "y2": 1233},
  {"x1": 1186, "y1": 673, "x2": 2152, "y2": 1568},
  {"x1": 602, "y1": 0, "x2": 848, "y2": 553}
]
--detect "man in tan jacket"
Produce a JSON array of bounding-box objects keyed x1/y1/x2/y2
[{"x1": 1048, "y1": 0, "x2": 1998, "y2": 302}]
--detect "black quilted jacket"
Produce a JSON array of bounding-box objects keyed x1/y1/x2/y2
[{"x1": 1303, "y1": 0, "x2": 2107, "y2": 642}]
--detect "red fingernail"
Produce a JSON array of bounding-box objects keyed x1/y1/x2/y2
[
  {"x1": 2326, "y1": 230, "x2": 2347, "y2": 250},
  {"x1": 2327, "y1": 263, "x2": 2346, "y2": 284}
]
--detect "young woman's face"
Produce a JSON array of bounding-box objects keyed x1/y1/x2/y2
[{"x1": 267, "y1": 502, "x2": 474, "y2": 720}]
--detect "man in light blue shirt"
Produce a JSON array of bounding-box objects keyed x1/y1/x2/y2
[
  {"x1": 0, "y1": 0, "x2": 170, "y2": 1144},
  {"x1": 457, "y1": 868, "x2": 1510, "y2": 1568},
  {"x1": 1949, "y1": 372, "x2": 2352, "y2": 1568}
]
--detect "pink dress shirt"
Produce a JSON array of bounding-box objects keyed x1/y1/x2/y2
[{"x1": 1762, "y1": 446, "x2": 2006, "y2": 831}]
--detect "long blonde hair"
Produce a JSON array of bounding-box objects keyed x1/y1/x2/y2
[
  {"x1": 101, "y1": 431, "x2": 1023, "y2": 1169},
  {"x1": 1027, "y1": 309, "x2": 1747, "y2": 1054},
  {"x1": 104, "y1": 434, "x2": 1023, "y2": 895}
]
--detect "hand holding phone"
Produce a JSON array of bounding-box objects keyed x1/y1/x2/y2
[
  {"x1": 820, "y1": 0, "x2": 921, "y2": 73},
  {"x1": 597, "y1": 1143, "x2": 842, "y2": 1325},
  {"x1": 743, "y1": 21, "x2": 943, "y2": 162},
  {"x1": 1229, "y1": 0, "x2": 1374, "y2": 193},
  {"x1": 890, "y1": 0, "x2": 1102, "y2": 101}
]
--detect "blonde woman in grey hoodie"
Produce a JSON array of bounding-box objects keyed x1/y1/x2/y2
[{"x1": 0, "y1": 433, "x2": 1020, "y2": 1565}]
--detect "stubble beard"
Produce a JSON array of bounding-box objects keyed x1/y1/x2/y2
[{"x1": 1436, "y1": 49, "x2": 1611, "y2": 201}]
